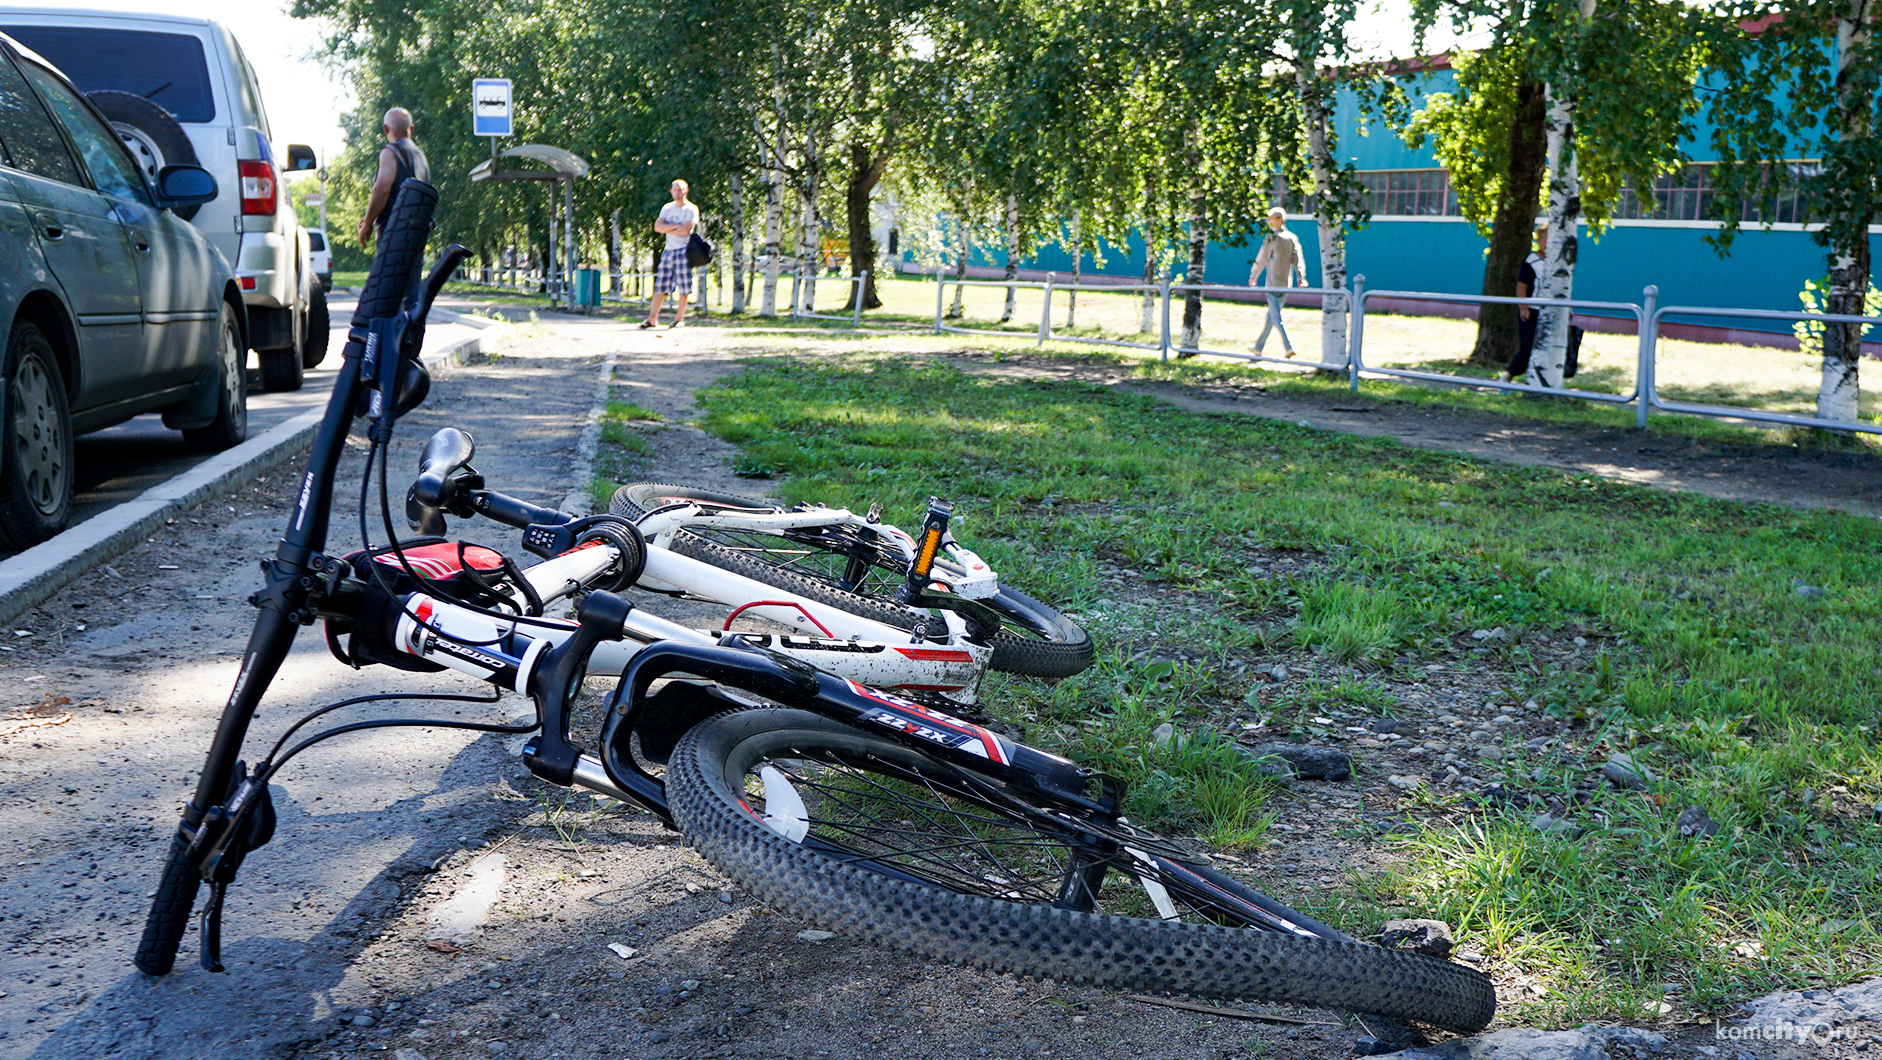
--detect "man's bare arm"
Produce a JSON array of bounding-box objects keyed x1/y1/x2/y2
[{"x1": 356, "y1": 147, "x2": 398, "y2": 245}]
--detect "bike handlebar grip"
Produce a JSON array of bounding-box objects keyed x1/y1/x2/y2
[
  {"x1": 134, "y1": 832, "x2": 202, "y2": 976},
  {"x1": 474, "y1": 491, "x2": 574, "y2": 529},
  {"x1": 412, "y1": 427, "x2": 476, "y2": 510},
  {"x1": 350, "y1": 180, "x2": 439, "y2": 330}
]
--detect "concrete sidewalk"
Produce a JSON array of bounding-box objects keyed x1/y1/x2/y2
[{"x1": 0, "y1": 309, "x2": 506, "y2": 626}]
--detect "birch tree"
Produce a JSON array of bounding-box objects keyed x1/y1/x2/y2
[
  {"x1": 1272, "y1": 0, "x2": 1376, "y2": 368},
  {"x1": 1706, "y1": 0, "x2": 1880, "y2": 423}
]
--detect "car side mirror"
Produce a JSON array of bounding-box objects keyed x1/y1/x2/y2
[
  {"x1": 285, "y1": 144, "x2": 318, "y2": 172},
  {"x1": 155, "y1": 165, "x2": 218, "y2": 209}
]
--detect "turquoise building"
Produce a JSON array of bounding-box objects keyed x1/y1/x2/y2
[{"x1": 901, "y1": 58, "x2": 1877, "y2": 346}]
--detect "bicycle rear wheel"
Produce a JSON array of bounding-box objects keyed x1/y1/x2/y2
[
  {"x1": 666, "y1": 708, "x2": 1497, "y2": 1033},
  {"x1": 611, "y1": 483, "x2": 1094, "y2": 679}
]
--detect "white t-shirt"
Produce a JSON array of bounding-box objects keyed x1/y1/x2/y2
[{"x1": 660, "y1": 202, "x2": 700, "y2": 250}]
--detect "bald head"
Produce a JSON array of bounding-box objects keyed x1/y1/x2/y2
[{"x1": 383, "y1": 107, "x2": 414, "y2": 140}]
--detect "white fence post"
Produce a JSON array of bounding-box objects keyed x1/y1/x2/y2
[
  {"x1": 1159, "y1": 277, "x2": 1173, "y2": 362},
  {"x1": 1349, "y1": 274, "x2": 1367, "y2": 392},
  {"x1": 1038, "y1": 272, "x2": 1055, "y2": 346},
  {"x1": 1637, "y1": 285, "x2": 1658, "y2": 429}
]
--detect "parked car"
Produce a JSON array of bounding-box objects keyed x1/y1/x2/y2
[
  {"x1": 305, "y1": 227, "x2": 332, "y2": 291},
  {"x1": 0, "y1": 7, "x2": 329, "y2": 392},
  {"x1": 0, "y1": 32, "x2": 242, "y2": 549}
]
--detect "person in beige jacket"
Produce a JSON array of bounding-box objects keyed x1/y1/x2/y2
[{"x1": 1249, "y1": 207, "x2": 1309, "y2": 356}]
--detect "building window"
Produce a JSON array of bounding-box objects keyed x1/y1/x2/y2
[
  {"x1": 1357, "y1": 170, "x2": 1459, "y2": 217},
  {"x1": 1604, "y1": 162, "x2": 1815, "y2": 224}
]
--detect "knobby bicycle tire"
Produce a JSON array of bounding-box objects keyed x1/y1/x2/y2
[
  {"x1": 610, "y1": 483, "x2": 1094, "y2": 679},
  {"x1": 666, "y1": 709, "x2": 1497, "y2": 1033},
  {"x1": 351, "y1": 180, "x2": 439, "y2": 328},
  {"x1": 133, "y1": 833, "x2": 201, "y2": 975}
]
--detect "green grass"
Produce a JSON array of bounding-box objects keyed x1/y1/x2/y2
[
  {"x1": 679, "y1": 350, "x2": 1882, "y2": 1021},
  {"x1": 590, "y1": 398, "x2": 665, "y2": 509}
]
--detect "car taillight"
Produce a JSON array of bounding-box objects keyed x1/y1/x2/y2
[{"x1": 239, "y1": 160, "x2": 277, "y2": 215}]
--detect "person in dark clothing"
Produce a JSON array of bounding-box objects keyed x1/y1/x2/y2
[
  {"x1": 357, "y1": 107, "x2": 430, "y2": 247},
  {"x1": 1504, "y1": 226, "x2": 1546, "y2": 382}
]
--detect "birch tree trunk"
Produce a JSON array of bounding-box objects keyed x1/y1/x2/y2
[
  {"x1": 1068, "y1": 210, "x2": 1082, "y2": 329},
  {"x1": 800, "y1": 136, "x2": 820, "y2": 312},
  {"x1": 760, "y1": 109, "x2": 785, "y2": 317},
  {"x1": 1820, "y1": 0, "x2": 1875, "y2": 422},
  {"x1": 1000, "y1": 192, "x2": 1020, "y2": 323},
  {"x1": 1179, "y1": 133, "x2": 1208, "y2": 353},
  {"x1": 1298, "y1": 62, "x2": 1347, "y2": 368},
  {"x1": 607, "y1": 210, "x2": 622, "y2": 301},
  {"x1": 729, "y1": 171, "x2": 747, "y2": 314},
  {"x1": 1140, "y1": 224, "x2": 1160, "y2": 335},
  {"x1": 1529, "y1": 82, "x2": 1582, "y2": 388},
  {"x1": 948, "y1": 208, "x2": 967, "y2": 318}
]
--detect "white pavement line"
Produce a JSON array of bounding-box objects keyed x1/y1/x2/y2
[
  {"x1": 0, "y1": 324, "x2": 508, "y2": 625},
  {"x1": 559, "y1": 351, "x2": 618, "y2": 518}
]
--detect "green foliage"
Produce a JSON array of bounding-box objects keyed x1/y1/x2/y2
[
  {"x1": 1403, "y1": 0, "x2": 1708, "y2": 240},
  {"x1": 1793, "y1": 276, "x2": 1882, "y2": 357}
]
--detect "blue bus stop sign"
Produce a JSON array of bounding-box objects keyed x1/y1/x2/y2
[{"x1": 473, "y1": 79, "x2": 512, "y2": 137}]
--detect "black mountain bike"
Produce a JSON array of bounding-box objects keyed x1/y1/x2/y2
[{"x1": 133, "y1": 181, "x2": 1496, "y2": 1035}]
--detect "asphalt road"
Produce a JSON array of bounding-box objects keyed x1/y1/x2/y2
[{"x1": 4, "y1": 296, "x2": 485, "y2": 563}]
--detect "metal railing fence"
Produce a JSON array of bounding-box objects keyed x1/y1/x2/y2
[
  {"x1": 439, "y1": 260, "x2": 1879, "y2": 436},
  {"x1": 1039, "y1": 275, "x2": 1170, "y2": 355},
  {"x1": 792, "y1": 271, "x2": 870, "y2": 327},
  {"x1": 1642, "y1": 303, "x2": 1882, "y2": 433},
  {"x1": 1350, "y1": 281, "x2": 1651, "y2": 407},
  {"x1": 1164, "y1": 282, "x2": 1354, "y2": 377}
]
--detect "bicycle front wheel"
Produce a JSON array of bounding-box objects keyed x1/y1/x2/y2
[
  {"x1": 666, "y1": 708, "x2": 1497, "y2": 1033},
  {"x1": 610, "y1": 483, "x2": 1094, "y2": 679}
]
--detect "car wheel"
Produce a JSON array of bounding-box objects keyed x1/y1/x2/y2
[
  {"x1": 302, "y1": 284, "x2": 330, "y2": 370},
  {"x1": 0, "y1": 321, "x2": 74, "y2": 550},
  {"x1": 88, "y1": 91, "x2": 204, "y2": 223},
  {"x1": 258, "y1": 346, "x2": 304, "y2": 392},
  {"x1": 182, "y1": 306, "x2": 248, "y2": 452}
]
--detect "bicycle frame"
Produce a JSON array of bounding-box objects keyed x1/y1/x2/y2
[{"x1": 393, "y1": 539, "x2": 991, "y2": 702}]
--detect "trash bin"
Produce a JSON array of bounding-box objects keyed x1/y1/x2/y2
[{"x1": 572, "y1": 268, "x2": 600, "y2": 308}]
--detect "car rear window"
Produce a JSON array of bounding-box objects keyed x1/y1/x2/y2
[
  {"x1": 307, "y1": 231, "x2": 326, "y2": 251},
  {"x1": 0, "y1": 26, "x2": 216, "y2": 123}
]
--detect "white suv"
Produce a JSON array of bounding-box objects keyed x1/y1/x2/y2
[{"x1": 0, "y1": 7, "x2": 330, "y2": 391}]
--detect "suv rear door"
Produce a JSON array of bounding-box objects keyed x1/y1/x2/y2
[{"x1": 0, "y1": 45, "x2": 143, "y2": 401}]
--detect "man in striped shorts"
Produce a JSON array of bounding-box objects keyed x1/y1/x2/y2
[{"x1": 641, "y1": 179, "x2": 700, "y2": 329}]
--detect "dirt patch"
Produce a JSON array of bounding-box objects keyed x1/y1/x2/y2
[{"x1": 945, "y1": 352, "x2": 1882, "y2": 521}]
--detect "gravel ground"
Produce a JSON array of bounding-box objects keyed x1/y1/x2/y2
[{"x1": 2, "y1": 313, "x2": 1877, "y2": 1060}]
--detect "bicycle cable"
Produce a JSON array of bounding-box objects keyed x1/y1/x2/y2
[
  {"x1": 352, "y1": 434, "x2": 587, "y2": 647},
  {"x1": 257, "y1": 689, "x2": 535, "y2": 787}
]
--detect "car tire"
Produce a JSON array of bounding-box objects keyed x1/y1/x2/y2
[
  {"x1": 88, "y1": 90, "x2": 204, "y2": 223},
  {"x1": 0, "y1": 320, "x2": 75, "y2": 550},
  {"x1": 301, "y1": 284, "x2": 330, "y2": 370},
  {"x1": 182, "y1": 306, "x2": 248, "y2": 452},
  {"x1": 258, "y1": 346, "x2": 304, "y2": 392}
]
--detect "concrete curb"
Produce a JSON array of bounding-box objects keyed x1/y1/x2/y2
[{"x1": 0, "y1": 318, "x2": 506, "y2": 626}]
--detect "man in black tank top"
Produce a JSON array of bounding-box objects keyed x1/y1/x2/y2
[{"x1": 357, "y1": 107, "x2": 431, "y2": 248}]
